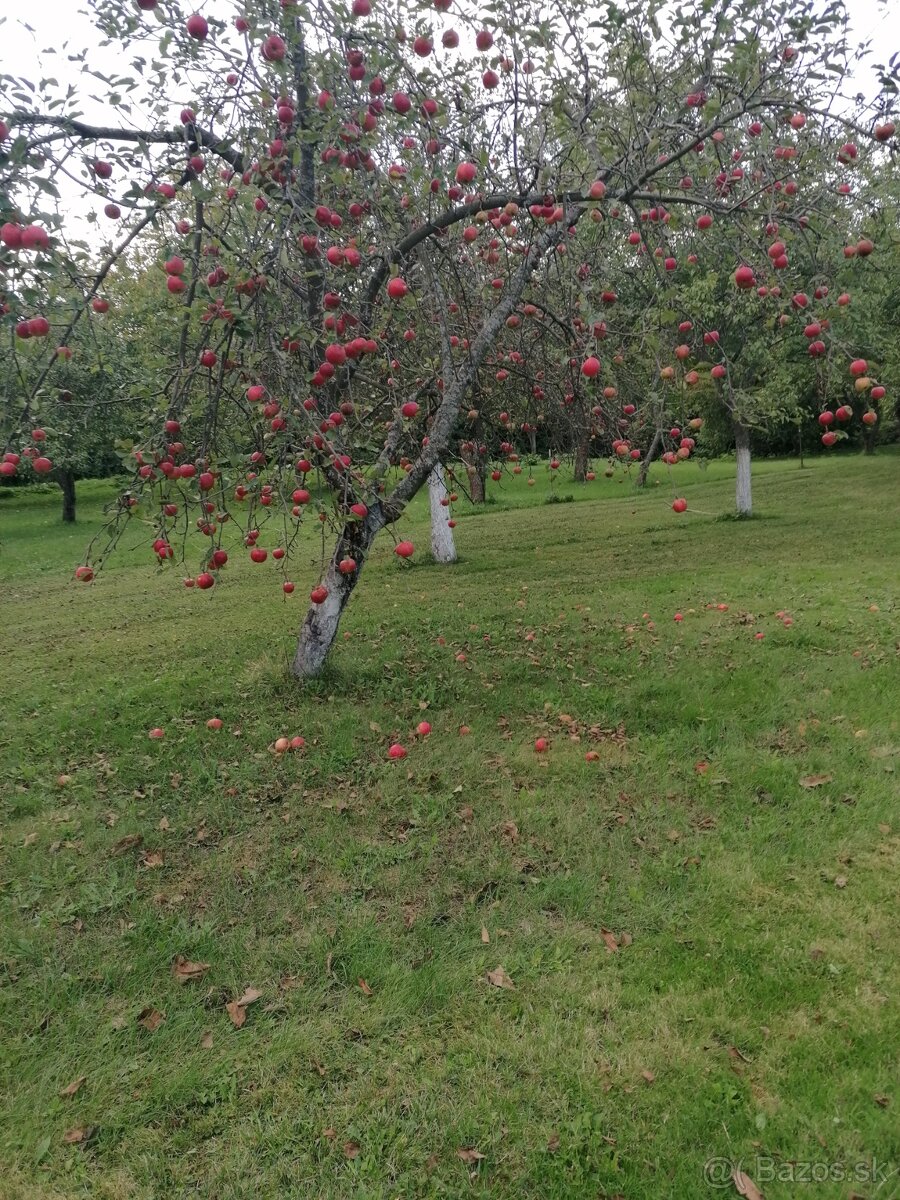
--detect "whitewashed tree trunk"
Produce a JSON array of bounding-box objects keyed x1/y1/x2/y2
[
  {"x1": 733, "y1": 420, "x2": 752, "y2": 516},
  {"x1": 428, "y1": 463, "x2": 457, "y2": 564},
  {"x1": 291, "y1": 507, "x2": 385, "y2": 678}
]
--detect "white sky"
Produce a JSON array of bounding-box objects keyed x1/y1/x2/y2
[{"x1": 3, "y1": 0, "x2": 898, "y2": 116}]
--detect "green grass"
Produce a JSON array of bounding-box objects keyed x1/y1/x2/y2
[{"x1": 1, "y1": 453, "x2": 898, "y2": 1200}]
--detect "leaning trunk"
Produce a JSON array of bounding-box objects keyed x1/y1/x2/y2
[
  {"x1": 291, "y1": 507, "x2": 386, "y2": 678},
  {"x1": 637, "y1": 427, "x2": 662, "y2": 487},
  {"x1": 733, "y1": 419, "x2": 752, "y2": 516},
  {"x1": 428, "y1": 463, "x2": 457, "y2": 564},
  {"x1": 56, "y1": 467, "x2": 76, "y2": 523}
]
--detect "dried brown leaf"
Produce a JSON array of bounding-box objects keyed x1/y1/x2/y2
[
  {"x1": 137, "y1": 1006, "x2": 164, "y2": 1032},
  {"x1": 200, "y1": 1030, "x2": 214, "y2": 1050},
  {"x1": 481, "y1": 926, "x2": 490, "y2": 944},
  {"x1": 111, "y1": 833, "x2": 143, "y2": 856},
  {"x1": 63, "y1": 1125, "x2": 93, "y2": 1145},
  {"x1": 140, "y1": 850, "x2": 164, "y2": 869},
  {"x1": 172, "y1": 955, "x2": 210, "y2": 984},
  {"x1": 732, "y1": 1169, "x2": 764, "y2": 1199},
  {"x1": 640, "y1": 1069, "x2": 655, "y2": 1084},
  {"x1": 456, "y1": 1147, "x2": 486, "y2": 1164},
  {"x1": 800, "y1": 773, "x2": 833, "y2": 789},
  {"x1": 485, "y1": 965, "x2": 515, "y2": 990},
  {"x1": 343, "y1": 1140, "x2": 360, "y2": 1159},
  {"x1": 226, "y1": 987, "x2": 262, "y2": 1028},
  {"x1": 600, "y1": 927, "x2": 619, "y2": 954},
  {"x1": 547, "y1": 1132, "x2": 561, "y2": 1152},
  {"x1": 835, "y1": 876, "x2": 848, "y2": 889},
  {"x1": 59, "y1": 1076, "x2": 86, "y2": 1098}
]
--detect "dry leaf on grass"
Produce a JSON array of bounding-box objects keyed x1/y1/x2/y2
[
  {"x1": 600, "y1": 928, "x2": 619, "y2": 954},
  {"x1": 111, "y1": 833, "x2": 143, "y2": 856},
  {"x1": 137, "y1": 1006, "x2": 164, "y2": 1032},
  {"x1": 485, "y1": 965, "x2": 515, "y2": 990},
  {"x1": 732, "y1": 1169, "x2": 764, "y2": 1199},
  {"x1": 481, "y1": 927, "x2": 490, "y2": 944},
  {"x1": 547, "y1": 1132, "x2": 561, "y2": 1152},
  {"x1": 140, "y1": 850, "x2": 164, "y2": 869},
  {"x1": 800, "y1": 773, "x2": 833, "y2": 789},
  {"x1": 640, "y1": 1069, "x2": 655, "y2": 1084},
  {"x1": 200, "y1": 1030, "x2": 214, "y2": 1050},
  {"x1": 358, "y1": 978, "x2": 373, "y2": 996},
  {"x1": 343, "y1": 1140, "x2": 360, "y2": 1159},
  {"x1": 59, "y1": 1076, "x2": 86, "y2": 1098},
  {"x1": 63, "y1": 1126, "x2": 94, "y2": 1145},
  {"x1": 225, "y1": 987, "x2": 262, "y2": 1028},
  {"x1": 172, "y1": 956, "x2": 210, "y2": 984},
  {"x1": 456, "y1": 1147, "x2": 486, "y2": 1164}
]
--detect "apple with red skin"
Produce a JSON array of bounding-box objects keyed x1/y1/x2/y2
[
  {"x1": 862, "y1": 410, "x2": 878, "y2": 425},
  {"x1": 672, "y1": 498, "x2": 687, "y2": 513},
  {"x1": 734, "y1": 265, "x2": 755, "y2": 289},
  {"x1": 416, "y1": 721, "x2": 431, "y2": 736},
  {"x1": 207, "y1": 717, "x2": 223, "y2": 730},
  {"x1": 388, "y1": 743, "x2": 408, "y2": 760},
  {"x1": 282, "y1": 582, "x2": 295, "y2": 594},
  {"x1": 310, "y1": 585, "x2": 328, "y2": 604},
  {"x1": 387, "y1": 277, "x2": 408, "y2": 300},
  {"x1": 821, "y1": 431, "x2": 837, "y2": 446},
  {"x1": 148, "y1": 727, "x2": 165, "y2": 739},
  {"x1": 186, "y1": 13, "x2": 208, "y2": 39},
  {"x1": 395, "y1": 541, "x2": 414, "y2": 558},
  {"x1": 74, "y1": 565, "x2": 94, "y2": 582},
  {"x1": 581, "y1": 356, "x2": 600, "y2": 378},
  {"x1": 534, "y1": 737, "x2": 549, "y2": 753}
]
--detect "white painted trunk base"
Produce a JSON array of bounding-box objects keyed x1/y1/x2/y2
[
  {"x1": 735, "y1": 443, "x2": 752, "y2": 516},
  {"x1": 428, "y1": 464, "x2": 458, "y2": 564}
]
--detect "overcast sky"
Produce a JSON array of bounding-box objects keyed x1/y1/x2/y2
[{"x1": 3, "y1": 0, "x2": 898, "y2": 116}]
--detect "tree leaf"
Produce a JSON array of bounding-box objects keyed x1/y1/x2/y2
[
  {"x1": 799, "y1": 773, "x2": 832, "y2": 788},
  {"x1": 486, "y1": 965, "x2": 515, "y2": 989},
  {"x1": 733, "y1": 1169, "x2": 764, "y2": 1199},
  {"x1": 137, "y1": 1006, "x2": 164, "y2": 1031},
  {"x1": 456, "y1": 1147, "x2": 486, "y2": 1163},
  {"x1": 59, "y1": 1076, "x2": 86, "y2": 1098},
  {"x1": 172, "y1": 955, "x2": 210, "y2": 983}
]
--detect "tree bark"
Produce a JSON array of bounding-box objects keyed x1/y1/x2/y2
[
  {"x1": 461, "y1": 442, "x2": 486, "y2": 503},
  {"x1": 428, "y1": 463, "x2": 458, "y2": 564},
  {"x1": 636, "y1": 427, "x2": 662, "y2": 487},
  {"x1": 733, "y1": 419, "x2": 752, "y2": 516},
  {"x1": 573, "y1": 431, "x2": 590, "y2": 482},
  {"x1": 56, "y1": 467, "x2": 76, "y2": 523},
  {"x1": 291, "y1": 507, "x2": 386, "y2": 678}
]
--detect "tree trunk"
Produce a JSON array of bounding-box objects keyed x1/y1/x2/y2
[
  {"x1": 428, "y1": 463, "x2": 458, "y2": 564},
  {"x1": 56, "y1": 467, "x2": 76, "y2": 522},
  {"x1": 528, "y1": 428, "x2": 537, "y2": 456},
  {"x1": 733, "y1": 419, "x2": 752, "y2": 516},
  {"x1": 637, "y1": 427, "x2": 662, "y2": 487},
  {"x1": 461, "y1": 443, "x2": 486, "y2": 503},
  {"x1": 291, "y1": 507, "x2": 386, "y2": 678},
  {"x1": 573, "y1": 432, "x2": 590, "y2": 482},
  {"x1": 863, "y1": 426, "x2": 876, "y2": 456}
]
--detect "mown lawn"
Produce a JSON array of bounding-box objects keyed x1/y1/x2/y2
[{"x1": 1, "y1": 452, "x2": 898, "y2": 1200}]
